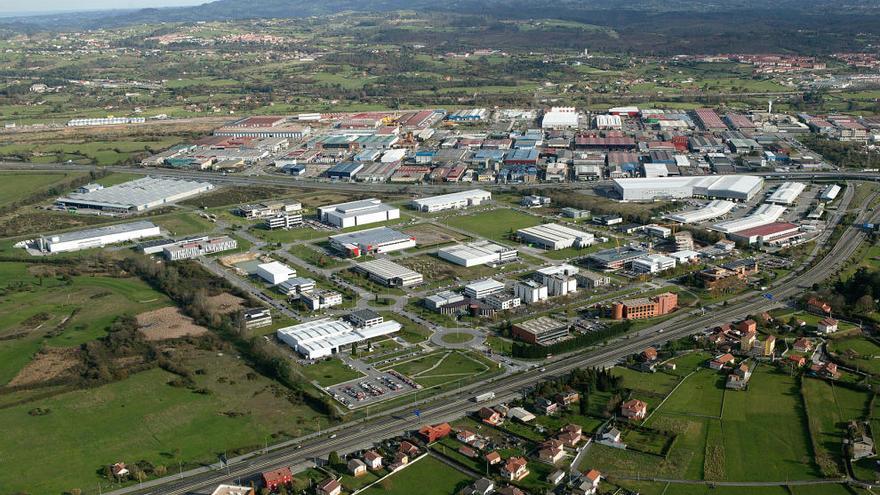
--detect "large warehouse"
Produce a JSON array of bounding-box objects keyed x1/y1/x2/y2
[
  {"x1": 728, "y1": 222, "x2": 803, "y2": 246},
  {"x1": 821, "y1": 184, "x2": 841, "y2": 201},
  {"x1": 437, "y1": 240, "x2": 518, "y2": 267},
  {"x1": 318, "y1": 198, "x2": 400, "y2": 228},
  {"x1": 765, "y1": 182, "x2": 807, "y2": 205},
  {"x1": 664, "y1": 200, "x2": 736, "y2": 224},
  {"x1": 613, "y1": 176, "x2": 764, "y2": 202},
  {"x1": 328, "y1": 227, "x2": 416, "y2": 257},
  {"x1": 712, "y1": 204, "x2": 787, "y2": 234},
  {"x1": 55, "y1": 177, "x2": 214, "y2": 213},
  {"x1": 410, "y1": 189, "x2": 492, "y2": 212},
  {"x1": 354, "y1": 259, "x2": 423, "y2": 287},
  {"x1": 36, "y1": 221, "x2": 161, "y2": 253},
  {"x1": 277, "y1": 317, "x2": 401, "y2": 359},
  {"x1": 516, "y1": 223, "x2": 595, "y2": 250},
  {"x1": 541, "y1": 107, "x2": 580, "y2": 129}
]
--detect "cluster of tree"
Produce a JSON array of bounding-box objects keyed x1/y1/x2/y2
[
  {"x1": 528, "y1": 367, "x2": 624, "y2": 417},
  {"x1": 801, "y1": 135, "x2": 880, "y2": 170},
  {"x1": 831, "y1": 267, "x2": 880, "y2": 316},
  {"x1": 511, "y1": 320, "x2": 632, "y2": 359}
]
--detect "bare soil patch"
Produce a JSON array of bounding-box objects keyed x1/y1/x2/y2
[
  {"x1": 7, "y1": 347, "x2": 79, "y2": 387},
  {"x1": 137, "y1": 307, "x2": 209, "y2": 341},
  {"x1": 205, "y1": 293, "x2": 245, "y2": 315}
]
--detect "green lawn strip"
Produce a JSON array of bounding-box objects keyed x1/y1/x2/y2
[
  {"x1": 801, "y1": 377, "x2": 871, "y2": 478},
  {"x1": 297, "y1": 358, "x2": 364, "y2": 387},
  {"x1": 358, "y1": 455, "x2": 473, "y2": 495}
]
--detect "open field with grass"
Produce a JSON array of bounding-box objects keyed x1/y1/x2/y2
[
  {"x1": 298, "y1": 358, "x2": 364, "y2": 387},
  {"x1": 399, "y1": 253, "x2": 526, "y2": 288},
  {"x1": 802, "y1": 377, "x2": 871, "y2": 477},
  {"x1": 0, "y1": 171, "x2": 87, "y2": 208},
  {"x1": 359, "y1": 455, "x2": 473, "y2": 495},
  {"x1": 382, "y1": 350, "x2": 500, "y2": 389},
  {"x1": 0, "y1": 349, "x2": 332, "y2": 495},
  {"x1": 152, "y1": 212, "x2": 215, "y2": 237},
  {"x1": 445, "y1": 208, "x2": 541, "y2": 244},
  {"x1": 827, "y1": 336, "x2": 880, "y2": 375}
]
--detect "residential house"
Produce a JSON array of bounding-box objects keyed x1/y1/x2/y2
[
  {"x1": 538, "y1": 444, "x2": 565, "y2": 464},
  {"x1": 738, "y1": 319, "x2": 757, "y2": 333},
  {"x1": 316, "y1": 478, "x2": 341, "y2": 495},
  {"x1": 600, "y1": 427, "x2": 623, "y2": 446},
  {"x1": 536, "y1": 397, "x2": 559, "y2": 415},
  {"x1": 740, "y1": 331, "x2": 756, "y2": 352},
  {"x1": 479, "y1": 407, "x2": 503, "y2": 425},
  {"x1": 642, "y1": 347, "x2": 658, "y2": 362},
  {"x1": 763, "y1": 335, "x2": 776, "y2": 357},
  {"x1": 575, "y1": 469, "x2": 602, "y2": 495},
  {"x1": 810, "y1": 361, "x2": 841, "y2": 379},
  {"x1": 793, "y1": 337, "x2": 814, "y2": 353},
  {"x1": 787, "y1": 354, "x2": 807, "y2": 368},
  {"x1": 459, "y1": 446, "x2": 478, "y2": 458},
  {"x1": 457, "y1": 430, "x2": 477, "y2": 443},
  {"x1": 501, "y1": 457, "x2": 530, "y2": 482},
  {"x1": 710, "y1": 353, "x2": 736, "y2": 370},
  {"x1": 419, "y1": 423, "x2": 452, "y2": 443},
  {"x1": 726, "y1": 363, "x2": 753, "y2": 390},
  {"x1": 807, "y1": 297, "x2": 832, "y2": 314},
  {"x1": 262, "y1": 467, "x2": 293, "y2": 491},
  {"x1": 363, "y1": 450, "x2": 383, "y2": 470},
  {"x1": 620, "y1": 399, "x2": 648, "y2": 420},
  {"x1": 548, "y1": 470, "x2": 566, "y2": 485},
  {"x1": 486, "y1": 451, "x2": 502, "y2": 465},
  {"x1": 348, "y1": 458, "x2": 367, "y2": 477},
  {"x1": 111, "y1": 463, "x2": 129, "y2": 479},
  {"x1": 555, "y1": 391, "x2": 580, "y2": 406},
  {"x1": 399, "y1": 441, "x2": 420, "y2": 458},
  {"x1": 496, "y1": 486, "x2": 526, "y2": 495},
  {"x1": 470, "y1": 478, "x2": 495, "y2": 495},
  {"x1": 817, "y1": 317, "x2": 839, "y2": 335}
]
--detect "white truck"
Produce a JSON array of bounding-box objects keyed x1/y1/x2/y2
[{"x1": 472, "y1": 392, "x2": 496, "y2": 403}]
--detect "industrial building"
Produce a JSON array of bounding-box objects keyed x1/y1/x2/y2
[
  {"x1": 464, "y1": 279, "x2": 506, "y2": 299},
  {"x1": 437, "y1": 241, "x2": 518, "y2": 267},
  {"x1": 277, "y1": 317, "x2": 401, "y2": 359},
  {"x1": 256, "y1": 261, "x2": 296, "y2": 285},
  {"x1": 410, "y1": 189, "x2": 492, "y2": 212},
  {"x1": 55, "y1": 177, "x2": 214, "y2": 213},
  {"x1": 163, "y1": 236, "x2": 237, "y2": 260},
  {"x1": 243, "y1": 308, "x2": 273, "y2": 330},
  {"x1": 318, "y1": 198, "x2": 400, "y2": 228},
  {"x1": 516, "y1": 223, "x2": 595, "y2": 250},
  {"x1": 612, "y1": 176, "x2": 764, "y2": 202},
  {"x1": 236, "y1": 201, "x2": 302, "y2": 219},
  {"x1": 542, "y1": 107, "x2": 580, "y2": 129},
  {"x1": 664, "y1": 200, "x2": 736, "y2": 224},
  {"x1": 512, "y1": 316, "x2": 570, "y2": 345},
  {"x1": 820, "y1": 184, "x2": 841, "y2": 201},
  {"x1": 425, "y1": 290, "x2": 465, "y2": 310},
  {"x1": 34, "y1": 221, "x2": 161, "y2": 254},
  {"x1": 328, "y1": 227, "x2": 416, "y2": 257},
  {"x1": 727, "y1": 222, "x2": 803, "y2": 246},
  {"x1": 301, "y1": 290, "x2": 343, "y2": 311},
  {"x1": 354, "y1": 259, "x2": 423, "y2": 287},
  {"x1": 712, "y1": 204, "x2": 787, "y2": 234},
  {"x1": 631, "y1": 254, "x2": 677, "y2": 274},
  {"x1": 611, "y1": 292, "x2": 678, "y2": 320},
  {"x1": 586, "y1": 246, "x2": 649, "y2": 271},
  {"x1": 765, "y1": 182, "x2": 807, "y2": 205},
  {"x1": 514, "y1": 280, "x2": 549, "y2": 304}
]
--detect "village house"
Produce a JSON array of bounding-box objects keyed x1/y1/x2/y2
[
  {"x1": 538, "y1": 444, "x2": 565, "y2": 464},
  {"x1": 807, "y1": 297, "x2": 832, "y2": 314},
  {"x1": 710, "y1": 353, "x2": 736, "y2": 370},
  {"x1": 763, "y1": 335, "x2": 776, "y2": 357},
  {"x1": 459, "y1": 445, "x2": 478, "y2": 458},
  {"x1": 555, "y1": 390, "x2": 580, "y2": 406},
  {"x1": 470, "y1": 478, "x2": 495, "y2": 495},
  {"x1": 740, "y1": 331, "x2": 756, "y2": 352},
  {"x1": 599, "y1": 427, "x2": 623, "y2": 447},
  {"x1": 111, "y1": 462, "x2": 130, "y2": 479},
  {"x1": 793, "y1": 337, "x2": 814, "y2": 353},
  {"x1": 738, "y1": 319, "x2": 757, "y2": 333},
  {"x1": 399, "y1": 440, "x2": 420, "y2": 458},
  {"x1": 419, "y1": 423, "x2": 451, "y2": 443},
  {"x1": 262, "y1": 467, "x2": 293, "y2": 491},
  {"x1": 348, "y1": 458, "x2": 367, "y2": 477},
  {"x1": 642, "y1": 347, "x2": 658, "y2": 362},
  {"x1": 787, "y1": 354, "x2": 807, "y2": 368},
  {"x1": 457, "y1": 429, "x2": 477, "y2": 443},
  {"x1": 726, "y1": 362, "x2": 752, "y2": 390},
  {"x1": 535, "y1": 397, "x2": 559, "y2": 415},
  {"x1": 810, "y1": 361, "x2": 841, "y2": 379},
  {"x1": 620, "y1": 399, "x2": 648, "y2": 420},
  {"x1": 577, "y1": 469, "x2": 602, "y2": 495},
  {"x1": 817, "y1": 317, "x2": 839, "y2": 335},
  {"x1": 479, "y1": 407, "x2": 503, "y2": 425},
  {"x1": 496, "y1": 485, "x2": 526, "y2": 495},
  {"x1": 363, "y1": 450, "x2": 383, "y2": 470},
  {"x1": 501, "y1": 457, "x2": 530, "y2": 481},
  {"x1": 316, "y1": 478, "x2": 341, "y2": 495},
  {"x1": 486, "y1": 451, "x2": 502, "y2": 465}
]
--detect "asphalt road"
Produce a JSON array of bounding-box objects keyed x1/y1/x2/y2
[{"x1": 108, "y1": 179, "x2": 879, "y2": 495}]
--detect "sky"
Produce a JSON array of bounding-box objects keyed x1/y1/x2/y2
[{"x1": 0, "y1": 0, "x2": 209, "y2": 16}]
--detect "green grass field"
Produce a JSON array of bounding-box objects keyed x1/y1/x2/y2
[
  {"x1": 445, "y1": 208, "x2": 541, "y2": 244},
  {"x1": 384, "y1": 350, "x2": 498, "y2": 388},
  {"x1": 298, "y1": 358, "x2": 363, "y2": 387},
  {"x1": 827, "y1": 337, "x2": 880, "y2": 375},
  {"x1": 359, "y1": 455, "x2": 473, "y2": 495},
  {"x1": 657, "y1": 369, "x2": 725, "y2": 418},
  {"x1": 0, "y1": 171, "x2": 86, "y2": 208},
  {"x1": 152, "y1": 212, "x2": 215, "y2": 237},
  {"x1": 802, "y1": 377, "x2": 871, "y2": 477}
]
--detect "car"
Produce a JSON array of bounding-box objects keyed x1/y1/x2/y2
[
  {"x1": 657, "y1": 329, "x2": 665, "y2": 333},
  {"x1": 329, "y1": 433, "x2": 337, "y2": 439},
  {"x1": 539, "y1": 367, "x2": 546, "y2": 372}
]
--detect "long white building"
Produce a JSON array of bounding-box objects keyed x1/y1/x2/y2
[
  {"x1": 766, "y1": 182, "x2": 806, "y2": 205},
  {"x1": 410, "y1": 189, "x2": 492, "y2": 212},
  {"x1": 318, "y1": 198, "x2": 400, "y2": 228},
  {"x1": 55, "y1": 177, "x2": 214, "y2": 213},
  {"x1": 613, "y1": 176, "x2": 764, "y2": 202},
  {"x1": 36, "y1": 221, "x2": 160, "y2": 253},
  {"x1": 354, "y1": 259, "x2": 423, "y2": 287},
  {"x1": 711, "y1": 204, "x2": 787, "y2": 234},
  {"x1": 820, "y1": 184, "x2": 841, "y2": 202},
  {"x1": 542, "y1": 107, "x2": 579, "y2": 129},
  {"x1": 277, "y1": 318, "x2": 401, "y2": 359},
  {"x1": 517, "y1": 223, "x2": 595, "y2": 250},
  {"x1": 664, "y1": 200, "x2": 736, "y2": 224},
  {"x1": 437, "y1": 240, "x2": 518, "y2": 267},
  {"x1": 329, "y1": 227, "x2": 416, "y2": 257},
  {"x1": 631, "y1": 254, "x2": 677, "y2": 274}
]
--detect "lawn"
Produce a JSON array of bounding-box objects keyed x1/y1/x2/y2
[
  {"x1": 289, "y1": 243, "x2": 347, "y2": 269},
  {"x1": 801, "y1": 377, "x2": 871, "y2": 478},
  {"x1": 445, "y1": 208, "x2": 541, "y2": 244},
  {"x1": 441, "y1": 332, "x2": 474, "y2": 344},
  {"x1": 655, "y1": 369, "x2": 725, "y2": 418},
  {"x1": 385, "y1": 350, "x2": 498, "y2": 388},
  {"x1": 827, "y1": 337, "x2": 880, "y2": 375},
  {"x1": 0, "y1": 350, "x2": 332, "y2": 495},
  {"x1": 377, "y1": 311, "x2": 432, "y2": 343},
  {"x1": 298, "y1": 358, "x2": 364, "y2": 387},
  {"x1": 359, "y1": 455, "x2": 473, "y2": 495},
  {"x1": 152, "y1": 212, "x2": 215, "y2": 237},
  {"x1": 0, "y1": 171, "x2": 86, "y2": 208},
  {"x1": 612, "y1": 367, "x2": 681, "y2": 397}
]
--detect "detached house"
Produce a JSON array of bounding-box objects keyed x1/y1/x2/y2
[
  {"x1": 817, "y1": 317, "x2": 839, "y2": 335},
  {"x1": 501, "y1": 457, "x2": 530, "y2": 482},
  {"x1": 620, "y1": 399, "x2": 648, "y2": 420}
]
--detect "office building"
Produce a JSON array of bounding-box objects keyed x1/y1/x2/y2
[
  {"x1": 243, "y1": 308, "x2": 272, "y2": 330},
  {"x1": 411, "y1": 189, "x2": 492, "y2": 212},
  {"x1": 586, "y1": 246, "x2": 649, "y2": 270},
  {"x1": 329, "y1": 227, "x2": 416, "y2": 257},
  {"x1": 611, "y1": 293, "x2": 678, "y2": 320},
  {"x1": 437, "y1": 241, "x2": 518, "y2": 267},
  {"x1": 278, "y1": 277, "x2": 316, "y2": 297},
  {"x1": 256, "y1": 261, "x2": 296, "y2": 285},
  {"x1": 464, "y1": 279, "x2": 506, "y2": 299},
  {"x1": 631, "y1": 254, "x2": 677, "y2": 274},
  {"x1": 354, "y1": 259, "x2": 423, "y2": 287},
  {"x1": 301, "y1": 290, "x2": 343, "y2": 311},
  {"x1": 425, "y1": 290, "x2": 465, "y2": 310},
  {"x1": 266, "y1": 212, "x2": 303, "y2": 230},
  {"x1": 514, "y1": 280, "x2": 549, "y2": 304},
  {"x1": 318, "y1": 198, "x2": 400, "y2": 228},
  {"x1": 485, "y1": 292, "x2": 521, "y2": 311},
  {"x1": 163, "y1": 236, "x2": 237, "y2": 260},
  {"x1": 277, "y1": 318, "x2": 401, "y2": 359},
  {"x1": 35, "y1": 221, "x2": 161, "y2": 254},
  {"x1": 55, "y1": 177, "x2": 213, "y2": 213},
  {"x1": 347, "y1": 309, "x2": 384, "y2": 328},
  {"x1": 516, "y1": 223, "x2": 595, "y2": 250},
  {"x1": 512, "y1": 317, "x2": 569, "y2": 345}
]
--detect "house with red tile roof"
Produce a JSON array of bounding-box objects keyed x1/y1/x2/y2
[
  {"x1": 807, "y1": 297, "x2": 832, "y2": 314},
  {"x1": 262, "y1": 467, "x2": 293, "y2": 491},
  {"x1": 501, "y1": 457, "x2": 530, "y2": 481},
  {"x1": 317, "y1": 478, "x2": 341, "y2": 495},
  {"x1": 363, "y1": 450, "x2": 383, "y2": 470},
  {"x1": 486, "y1": 451, "x2": 502, "y2": 465},
  {"x1": 710, "y1": 353, "x2": 735, "y2": 370},
  {"x1": 418, "y1": 423, "x2": 451, "y2": 443},
  {"x1": 620, "y1": 399, "x2": 648, "y2": 420}
]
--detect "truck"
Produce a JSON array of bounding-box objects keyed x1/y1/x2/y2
[{"x1": 472, "y1": 392, "x2": 496, "y2": 403}]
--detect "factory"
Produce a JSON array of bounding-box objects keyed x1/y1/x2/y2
[
  {"x1": 712, "y1": 204, "x2": 787, "y2": 234},
  {"x1": 55, "y1": 177, "x2": 214, "y2": 213},
  {"x1": 542, "y1": 107, "x2": 580, "y2": 129},
  {"x1": 464, "y1": 278, "x2": 506, "y2": 299},
  {"x1": 328, "y1": 227, "x2": 416, "y2": 257},
  {"x1": 446, "y1": 108, "x2": 489, "y2": 121},
  {"x1": 727, "y1": 222, "x2": 803, "y2": 246},
  {"x1": 410, "y1": 189, "x2": 492, "y2": 212},
  {"x1": 318, "y1": 198, "x2": 400, "y2": 228},
  {"x1": 437, "y1": 241, "x2": 518, "y2": 267},
  {"x1": 256, "y1": 261, "x2": 296, "y2": 285},
  {"x1": 664, "y1": 200, "x2": 736, "y2": 224},
  {"x1": 512, "y1": 316, "x2": 570, "y2": 345},
  {"x1": 236, "y1": 201, "x2": 302, "y2": 219},
  {"x1": 277, "y1": 317, "x2": 401, "y2": 359},
  {"x1": 820, "y1": 184, "x2": 842, "y2": 202},
  {"x1": 34, "y1": 221, "x2": 161, "y2": 254},
  {"x1": 631, "y1": 254, "x2": 677, "y2": 274},
  {"x1": 612, "y1": 176, "x2": 764, "y2": 202},
  {"x1": 162, "y1": 236, "x2": 238, "y2": 260},
  {"x1": 516, "y1": 223, "x2": 595, "y2": 250},
  {"x1": 354, "y1": 259, "x2": 423, "y2": 287},
  {"x1": 765, "y1": 182, "x2": 807, "y2": 205},
  {"x1": 586, "y1": 246, "x2": 649, "y2": 271}
]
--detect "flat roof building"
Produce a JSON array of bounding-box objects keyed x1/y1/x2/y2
[
  {"x1": 36, "y1": 221, "x2": 161, "y2": 254},
  {"x1": 318, "y1": 198, "x2": 400, "y2": 228},
  {"x1": 256, "y1": 261, "x2": 296, "y2": 285},
  {"x1": 411, "y1": 189, "x2": 491, "y2": 212},
  {"x1": 728, "y1": 222, "x2": 803, "y2": 246},
  {"x1": 464, "y1": 278, "x2": 506, "y2": 299},
  {"x1": 517, "y1": 223, "x2": 595, "y2": 250},
  {"x1": 613, "y1": 176, "x2": 763, "y2": 202},
  {"x1": 277, "y1": 318, "x2": 401, "y2": 359},
  {"x1": 438, "y1": 241, "x2": 518, "y2": 267},
  {"x1": 354, "y1": 259, "x2": 423, "y2": 287},
  {"x1": 56, "y1": 177, "x2": 213, "y2": 213},
  {"x1": 586, "y1": 246, "x2": 649, "y2": 271},
  {"x1": 542, "y1": 107, "x2": 579, "y2": 129},
  {"x1": 163, "y1": 236, "x2": 237, "y2": 260},
  {"x1": 664, "y1": 200, "x2": 735, "y2": 224},
  {"x1": 820, "y1": 184, "x2": 841, "y2": 202},
  {"x1": 328, "y1": 227, "x2": 416, "y2": 257},
  {"x1": 512, "y1": 316, "x2": 569, "y2": 345},
  {"x1": 712, "y1": 204, "x2": 786, "y2": 234},
  {"x1": 766, "y1": 182, "x2": 806, "y2": 205}
]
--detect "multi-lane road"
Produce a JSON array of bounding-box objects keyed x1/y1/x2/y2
[{"x1": 105, "y1": 179, "x2": 879, "y2": 495}]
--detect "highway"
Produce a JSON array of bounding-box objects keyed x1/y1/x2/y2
[{"x1": 109, "y1": 180, "x2": 879, "y2": 495}]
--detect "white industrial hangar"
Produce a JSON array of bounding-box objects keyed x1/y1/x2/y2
[
  {"x1": 55, "y1": 177, "x2": 214, "y2": 213},
  {"x1": 36, "y1": 221, "x2": 161, "y2": 253},
  {"x1": 437, "y1": 240, "x2": 518, "y2": 267},
  {"x1": 765, "y1": 182, "x2": 807, "y2": 205},
  {"x1": 613, "y1": 176, "x2": 764, "y2": 202},
  {"x1": 821, "y1": 184, "x2": 841, "y2": 201},
  {"x1": 354, "y1": 259, "x2": 423, "y2": 287},
  {"x1": 711, "y1": 203, "x2": 787, "y2": 234},
  {"x1": 328, "y1": 227, "x2": 416, "y2": 257},
  {"x1": 410, "y1": 189, "x2": 492, "y2": 213},
  {"x1": 277, "y1": 318, "x2": 402, "y2": 360},
  {"x1": 517, "y1": 223, "x2": 595, "y2": 250},
  {"x1": 318, "y1": 198, "x2": 400, "y2": 228},
  {"x1": 664, "y1": 199, "x2": 736, "y2": 224}
]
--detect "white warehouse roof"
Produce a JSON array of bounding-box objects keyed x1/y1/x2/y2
[
  {"x1": 664, "y1": 200, "x2": 736, "y2": 224},
  {"x1": 438, "y1": 240, "x2": 515, "y2": 267},
  {"x1": 820, "y1": 184, "x2": 841, "y2": 201},
  {"x1": 56, "y1": 176, "x2": 214, "y2": 212},
  {"x1": 766, "y1": 182, "x2": 806, "y2": 205},
  {"x1": 613, "y1": 175, "x2": 764, "y2": 202},
  {"x1": 542, "y1": 107, "x2": 579, "y2": 128},
  {"x1": 712, "y1": 204, "x2": 786, "y2": 233},
  {"x1": 411, "y1": 189, "x2": 491, "y2": 212},
  {"x1": 277, "y1": 318, "x2": 401, "y2": 360}
]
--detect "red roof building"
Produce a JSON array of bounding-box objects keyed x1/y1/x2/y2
[
  {"x1": 620, "y1": 399, "x2": 648, "y2": 420},
  {"x1": 418, "y1": 423, "x2": 452, "y2": 443},
  {"x1": 728, "y1": 222, "x2": 802, "y2": 246},
  {"x1": 262, "y1": 467, "x2": 293, "y2": 491}
]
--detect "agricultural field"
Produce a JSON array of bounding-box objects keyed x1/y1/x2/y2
[
  {"x1": 359, "y1": 455, "x2": 473, "y2": 495},
  {"x1": 827, "y1": 336, "x2": 880, "y2": 375},
  {"x1": 0, "y1": 171, "x2": 87, "y2": 208},
  {"x1": 445, "y1": 208, "x2": 542, "y2": 244},
  {"x1": 0, "y1": 138, "x2": 182, "y2": 165},
  {"x1": 0, "y1": 350, "x2": 331, "y2": 495}
]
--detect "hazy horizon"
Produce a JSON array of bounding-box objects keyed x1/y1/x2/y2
[{"x1": 0, "y1": 0, "x2": 211, "y2": 16}]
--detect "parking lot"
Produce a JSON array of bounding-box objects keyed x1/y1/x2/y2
[{"x1": 328, "y1": 368, "x2": 421, "y2": 408}]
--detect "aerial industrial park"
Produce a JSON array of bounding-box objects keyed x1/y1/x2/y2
[{"x1": 2, "y1": 2, "x2": 880, "y2": 495}]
